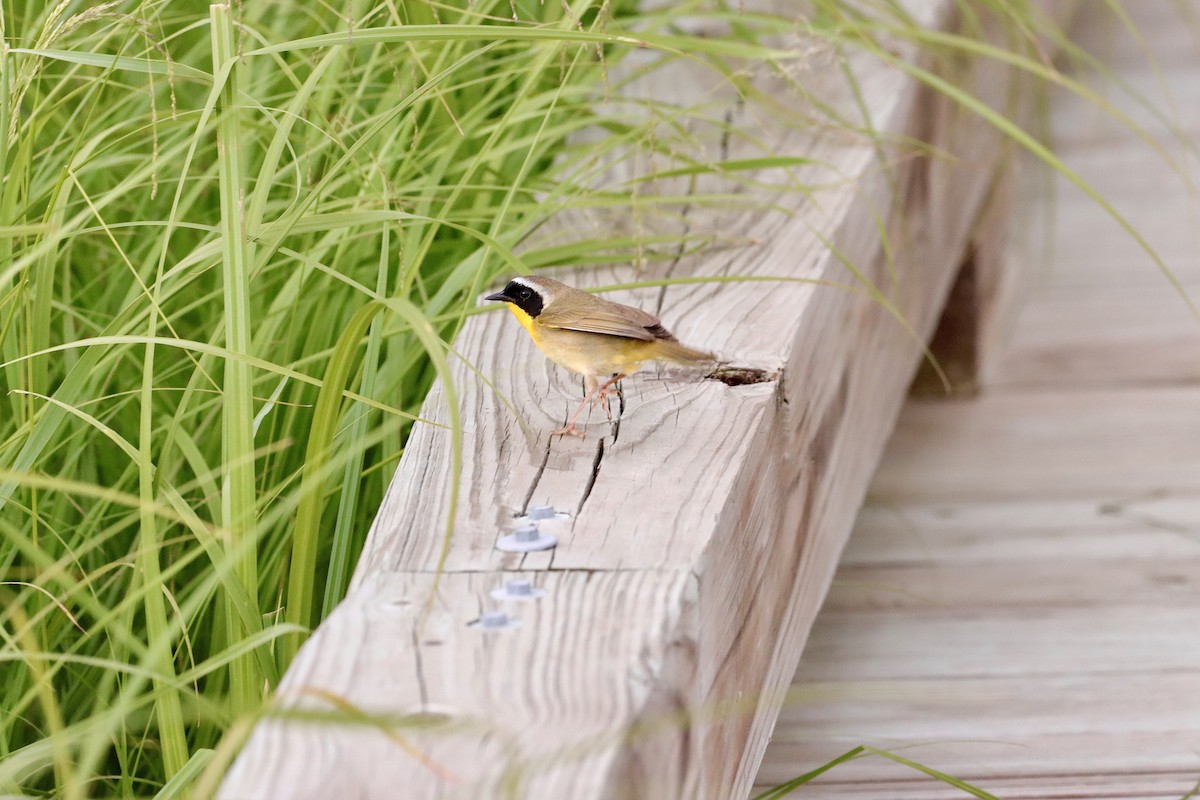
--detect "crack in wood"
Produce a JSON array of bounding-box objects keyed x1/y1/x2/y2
[
  {"x1": 705, "y1": 365, "x2": 781, "y2": 387},
  {"x1": 576, "y1": 438, "x2": 606, "y2": 517},
  {"x1": 655, "y1": 98, "x2": 737, "y2": 318},
  {"x1": 610, "y1": 381, "x2": 625, "y2": 444},
  {"x1": 516, "y1": 376, "x2": 628, "y2": 536},
  {"x1": 519, "y1": 435, "x2": 555, "y2": 517}
]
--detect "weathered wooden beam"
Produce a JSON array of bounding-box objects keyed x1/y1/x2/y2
[
  {"x1": 220, "y1": 3, "x2": 1045, "y2": 797},
  {"x1": 911, "y1": 166, "x2": 1012, "y2": 396}
]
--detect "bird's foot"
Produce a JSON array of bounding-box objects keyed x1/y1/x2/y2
[
  {"x1": 551, "y1": 422, "x2": 586, "y2": 439},
  {"x1": 595, "y1": 389, "x2": 613, "y2": 421}
]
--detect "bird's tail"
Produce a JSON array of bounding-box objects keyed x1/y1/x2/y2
[{"x1": 655, "y1": 340, "x2": 717, "y2": 366}]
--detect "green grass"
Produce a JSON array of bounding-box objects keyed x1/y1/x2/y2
[
  {"x1": 752, "y1": 745, "x2": 1012, "y2": 800},
  {"x1": 0, "y1": 0, "x2": 1190, "y2": 797},
  {"x1": 0, "y1": 0, "x2": 804, "y2": 794}
]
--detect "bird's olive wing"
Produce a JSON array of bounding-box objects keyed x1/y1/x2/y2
[{"x1": 537, "y1": 293, "x2": 666, "y2": 341}]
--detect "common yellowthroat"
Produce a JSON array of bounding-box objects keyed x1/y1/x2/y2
[{"x1": 486, "y1": 276, "x2": 715, "y2": 437}]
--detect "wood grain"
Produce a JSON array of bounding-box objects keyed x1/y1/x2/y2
[
  {"x1": 869, "y1": 386, "x2": 1200, "y2": 503},
  {"x1": 219, "y1": 1, "x2": 1036, "y2": 797},
  {"x1": 754, "y1": 3, "x2": 1200, "y2": 796},
  {"x1": 845, "y1": 494, "x2": 1200, "y2": 565}
]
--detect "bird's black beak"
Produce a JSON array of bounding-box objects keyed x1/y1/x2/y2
[{"x1": 485, "y1": 291, "x2": 510, "y2": 303}]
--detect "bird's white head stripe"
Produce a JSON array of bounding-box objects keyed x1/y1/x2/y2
[{"x1": 512, "y1": 276, "x2": 550, "y2": 303}]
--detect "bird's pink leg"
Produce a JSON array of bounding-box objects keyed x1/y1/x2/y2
[
  {"x1": 594, "y1": 373, "x2": 624, "y2": 421},
  {"x1": 552, "y1": 375, "x2": 601, "y2": 438}
]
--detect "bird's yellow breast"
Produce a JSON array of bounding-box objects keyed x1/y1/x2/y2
[{"x1": 506, "y1": 305, "x2": 655, "y2": 378}]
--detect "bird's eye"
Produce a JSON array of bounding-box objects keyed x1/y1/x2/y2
[{"x1": 518, "y1": 288, "x2": 532, "y2": 301}]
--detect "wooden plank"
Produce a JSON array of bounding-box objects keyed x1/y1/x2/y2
[
  {"x1": 1063, "y1": 0, "x2": 1200, "y2": 70},
  {"x1": 1047, "y1": 71, "x2": 1200, "y2": 144},
  {"x1": 219, "y1": 2, "x2": 1043, "y2": 797},
  {"x1": 756, "y1": 670, "x2": 1200, "y2": 793},
  {"x1": 988, "y1": 282, "x2": 1200, "y2": 388},
  {"x1": 845, "y1": 495, "x2": 1200, "y2": 566},
  {"x1": 799, "y1": 606, "x2": 1200, "y2": 681},
  {"x1": 868, "y1": 386, "x2": 1200, "y2": 504},
  {"x1": 758, "y1": 409, "x2": 1200, "y2": 792},
  {"x1": 774, "y1": 673, "x2": 1200, "y2": 737},
  {"x1": 756, "y1": 768, "x2": 1200, "y2": 800},
  {"x1": 752, "y1": 5, "x2": 1200, "y2": 796},
  {"x1": 822, "y1": 557, "x2": 1200, "y2": 610},
  {"x1": 1009, "y1": 141, "x2": 1200, "y2": 289}
]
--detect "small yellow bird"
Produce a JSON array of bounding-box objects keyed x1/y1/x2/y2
[{"x1": 486, "y1": 275, "x2": 715, "y2": 437}]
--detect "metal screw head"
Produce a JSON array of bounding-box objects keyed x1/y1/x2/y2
[
  {"x1": 496, "y1": 525, "x2": 557, "y2": 553},
  {"x1": 489, "y1": 578, "x2": 547, "y2": 602},
  {"x1": 476, "y1": 611, "x2": 519, "y2": 630},
  {"x1": 528, "y1": 505, "x2": 556, "y2": 520}
]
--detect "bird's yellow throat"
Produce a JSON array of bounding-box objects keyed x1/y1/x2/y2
[{"x1": 506, "y1": 304, "x2": 538, "y2": 338}]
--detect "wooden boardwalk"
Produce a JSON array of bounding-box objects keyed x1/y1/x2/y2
[{"x1": 754, "y1": 3, "x2": 1200, "y2": 798}]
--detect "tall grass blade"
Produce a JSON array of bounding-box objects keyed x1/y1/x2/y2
[
  {"x1": 751, "y1": 746, "x2": 866, "y2": 799},
  {"x1": 138, "y1": 322, "x2": 190, "y2": 779},
  {"x1": 6, "y1": 48, "x2": 210, "y2": 81},
  {"x1": 864, "y1": 746, "x2": 1004, "y2": 799},
  {"x1": 322, "y1": 226, "x2": 391, "y2": 618},
  {"x1": 152, "y1": 748, "x2": 214, "y2": 800},
  {"x1": 284, "y1": 301, "x2": 385, "y2": 662},
  {"x1": 210, "y1": 2, "x2": 262, "y2": 708}
]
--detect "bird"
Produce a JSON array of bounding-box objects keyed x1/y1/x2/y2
[{"x1": 486, "y1": 275, "x2": 715, "y2": 437}]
